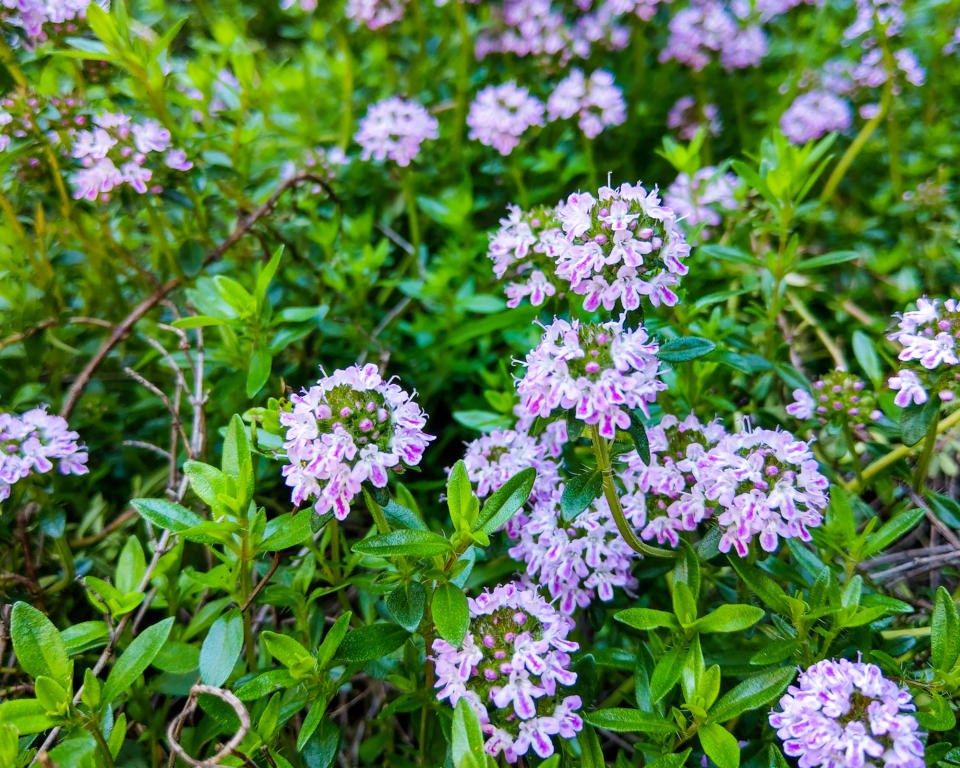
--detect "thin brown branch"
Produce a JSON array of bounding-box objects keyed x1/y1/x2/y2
[
  {"x1": 69, "y1": 508, "x2": 138, "y2": 548},
  {"x1": 240, "y1": 551, "x2": 282, "y2": 613},
  {"x1": 166, "y1": 684, "x2": 251, "y2": 768}
]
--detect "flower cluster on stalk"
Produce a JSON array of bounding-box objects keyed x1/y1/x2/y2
[
  {"x1": 0, "y1": 405, "x2": 88, "y2": 502},
  {"x1": 667, "y1": 96, "x2": 722, "y2": 140},
  {"x1": 887, "y1": 297, "x2": 960, "y2": 407},
  {"x1": 354, "y1": 97, "x2": 438, "y2": 166},
  {"x1": 1, "y1": 0, "x2": 98, "y2": 43},
  {"x1": 467, "y1": 82, "x2": 545, "y2": 156},
  {"x1": 659, "y1": 0, "x2": 768, "y2": 72},
  {"x1": 769, "y1": 658, "x2": 925, "y2": 768},
  {"x1": 663, "y1": 166, "x2": 740, "y2": 241},
  {"x1": 431, "y1": 582, "x2": 583, "y2": 762},
  {"x1": 546, "y1": 68, "x2": 626, "y2": 139},
  {"x1": 279, "y1": 363, "x2": 434, "y2": 519},
  {"x1": 780, "y1": 90, "x2": 853, "y2": 144},
  {"x1": 786, "y1": 368, "x2": 882, "y2": 435}
]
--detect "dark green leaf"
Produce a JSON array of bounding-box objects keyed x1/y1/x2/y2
[
  {"x1": 561, "y1": 469, "x2": 602, "y2": 521},
  {"x1": 334, "y1": 624, "x2": 409, "y2": 663},
  {"x1": 931, "y1": 586, "x2": 960, "y2": 673},
  {"x1": 10, "y1": 602, "x2": 70, "y2": 683},
  {"x1": 476, "y1": 467, "x2": 536, "y2": 534},
  {"x1": 863, "y1": 508, "x2": 925, "y2": 558},
  {"x1": 583, "y1": 708, "x2": 678, "y2": 734},
  {"x1": 200, "y1": 612, "x2": 243, "y2": 687},
  {"x1": 102, "y1": 617, "x2": 174, "y2": 703},
  {"x1": 657, "y1": 336, "x2": 717, "y2": 363},
  {"x1": 352, "y1": 530, "x2": 453, "y2": 558},
  {"x1": 433, "y1": 582, "x2": 470, "y2": 647},
  {"x1": 708, "y1": 666, "x2": 796, "y2": 723},
  {"x1": 901, "y1": 398, "x2": 939, "y2": 447},
  {"x1": 386, "y1": 582, "x2": 427, "y2": 632}
]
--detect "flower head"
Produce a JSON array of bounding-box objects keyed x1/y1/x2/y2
[
  {"x1": 781, "y1": 91, "x2": 853, "y2": 144},
  {"x1": 887, "y1": 297, "x2": 960, "y2": 407},
  {"x1": 467, "y1": 82, "x2": 544, "y2": 156},
  {"x1": 280, "y1": 364, "x2": 434, "y2": 519},
  {"x1": 431, "y1": 582, "x2": 583, "y2": 762},
  {"x1": 663, "y1": 166, "x2": 739, "y2": 241},
  {"x1": 516, "y1": 316, "x2": 666, "y2": 439},
  {"x1": 667, "y1": 96, "x2": 722, "y2": 140},
  {"x1": 487, "y1": 204, "x2": 565, "y2": 308},
  {"x1": 345, "y1": 0, "x2": 406, "y2": 29},
  {"x1": 546, "y1": 69, "x2": 626, "y2": 139},
  {"x1": 354, "y1": 97, "x2": 438, "y2": 167},
  {"x1": 770, "y1": 658, "x2": 924, "y2": 768}
]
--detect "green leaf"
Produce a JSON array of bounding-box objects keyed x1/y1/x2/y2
[
  {"x1": 452, "y1": 698, "x2": 489, "y2": 768},
  {"x1": 184, "y1": 461, "x2": 226, "y2": 509},
  {"x1": 577, "y1": 725, "x2": 606, "y2": 768},
  {"x1": 626, "y1": 410, "x2": 651, "y2": 464},
  {"x1": 927, "y1": 492, "x2": 960, "y2": 529},
  {"x1": 476, "y1": 467, "x2": 536, "y2": 534},
  {"x1": 727, "y1": 558, "x2": 798, "y2": 616},
  {"x1": 386, "y1": 582, "x2": 427, "y2": 632},
  {"x1": 699, "y1": 723, "x2": 741, "y2": 768},
  {"x1": 62, "y1": 622, "x2": 109, "y2": 656},
  {"x1": 102, "y1": 617, "x2": 174, "y2": 703},
  {"x1": 691, "y1": 604, "x2": 765, "y2": 634},
  {"x1": 223, "y1": 414, "x2": 255, "y2": 504},
  {"x1": 447, "y1": 460, "x2": 478, "y2": 529},
  {"x1": 316, "y1": 612, "x2": 352, "y2": 670},
  {"x1": 334, "y1": 624, "x2": 409, "y2": 664},
  {"x1": 246, "y1": 345, "x2": 272, "y2": 398},
  {"x1": 931, "y1": 586, "x2": 960, "y2": 673},
  {"x1": 915, "y1": 692, "x2": 957, "y2": 731},
  {"x1": 658, "y1": 336, "x2": 717, "y2": 363},
  {"x1": 863, "y1": 508, "x2": 925, "y2": 558},
  {"x1": 0, "y1": 699, "x2": 56, "y2": 734},
  {"x1": 297, "y1": 701, "x2": 331, "y2": 752},
  {"x1": 115, "y1": 536, "x2": 146, "y2": 595},
  {"x1": 256, "y1": 245, "x2": 284, "y2": 300},
  {"x1": 10, "y1": 602, "x2": 70, "y2": 683},
  {"x1": 708, "y1": 666, "x2": 796, "y2": 723},
  {"x1": 131, "y1": 497, "x2": 205, "y2": 535},
  {"x1": 352, "y1": 530, "x2": 453, "y2": 558},
  {"x1": 262, "y1": 632, "x2": 315, "y2": 675},
  {"x1": 852, "y1": 330, "x2": 882, "y2": 386},
  {"x1": 560, "y1": 469, "x2": 602, "y2": 521},
  {"x1": 433, "y1": 582, "x2": 470, "y2": 647},
  {"x1": 614, "y1": 608, "x2": 680, "y2": 632},
  {"x1": 794, "y1": 250, "x2": 859, "y2": 271},
  {"x1": 900, "y1": 398, "x2": 939, "y2": 447},
  {"x1": 170, "y1": 315, "x2": 227, "y2": 329},
  {"x1": 699, "y1": 243, "x2": 759, "y2": 266},
  {"x1": 583, "y1": 708, "x2": 678, "y2": 734},
  {"x1": 260, "y1": 509, "x2": 314, "y2": 551},
  {"x1": 649, "y1": 648, "x2": 684, "y2": 704},
  {"x1": 200, "y1": 612, "x2": 243, "y2": 687}
]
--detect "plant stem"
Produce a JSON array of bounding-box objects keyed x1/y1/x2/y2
[
  {"x1": 85, "y1": 719, "x2": 117, "y2": 768},
  {"x1": 401, "y1": 168, "x2": 421, "y2": 263},
  {"x1": 589, "y1": 426, "x2": 676, "y2": 559},
  {"x1": 509, "y1": 157, "x2": 529, "y2": 209},
  {"x1": 842, "y1": 422, "x2": 864, "y2": 488},
  {"x1": 371, "y1": 501, "x2": 391, "y2": 535},
  {"x1": 418, "y1": 619, "x2": 434, "y2": 766},
  {"x1": 912, "y1": 409, "x2": 940, "y2": 492},
  {"x1": 240, "y1": 533, "x2": 256, "y2": 668},
  {"x1": 451, "y1": 1, "x2": 471, "y2": 152}
]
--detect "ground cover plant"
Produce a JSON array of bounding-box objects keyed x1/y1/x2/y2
[{"x1": 1, "y1": 0, "x2": 960, "y2": 766}]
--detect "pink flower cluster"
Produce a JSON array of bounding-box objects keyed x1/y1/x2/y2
[
  {"x1": 769, "y1": 658, "x2": 924, "y2": 768},
  {"x1": 1, "y1": 0, "x2": 96, "y2": 42},
  {"x1": 431, "y1": 582, "x2": 583, "y2": 762},
  {"x1": 280, "y1": 363, "x2": 434, "y2": 520},
  {"x1": 280, "y1": 146, "x2": 348, "y2": 193},
  {"x1": 0, "y1": 405, "x2": 88, "y2": 502},
  {"x1": 462, "y1": 427, "x2": 561, "y2": 503},
  {"x1": 660, "y1": 0, "x2": 767, "y2": 71},
  {"x1": 0, "y1": 89, "x2": 83, "y2": 158},
  {"x1": 780, "y1": 90, "x2": 853, "y2": 144},
  {"x1": 553, "y1": 181, "x2": 690, "y2": 310},
  {"x1": 663, "y1": 166, "x2": 740, "y2": 241},
  {"x1": 887, "y1": 297, "x2": 960, "y2": 407},
  {"x1": 546, "y1": 68, "x2": 626, "y2": 139},
  {"x1": 684, "y1": 424, "x2": 829, "y2": 556},
  {"x1": 354, "y1": 97, "x2": 438, "y2": 166},
  {"x1": 345, "y1": 0, "x2": 406, "y2": 29},
  {"x1": 666, "y1": 96, "x2": 721, "y2": 140},
  {"x1": 69, "y1": 112, "x2": 192, "y2": 201},
  {"x1": 467, "y1": 82, "x2": 544, "y2": 156},
  {"x1": 786, "y1": 368, "x2": 882, "y2": 433},
  {"x1": 515, "y1": 316, "x2": 666, "y2": 439},
  {"x1": 487, "y1": 204, "x2": 565, "y2": 308}
]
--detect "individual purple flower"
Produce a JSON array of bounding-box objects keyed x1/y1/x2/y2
[
  {"x1": 769, "y1": 658, "x2": 924, "y2": 768},
  {"x1": 0, "y1": 405, "x2": 88, "y2": 502},
  {"x1": 467, "y1": 83, "x2": 545, "y2": 156},
  {"x1": 552, "y1": 180, "x2": 690, "y2": 310},
  {"x1": 354, "y1": 97, "x2": 438, "y2": 167},
  {"x1": 279, "y1": 363, "x2": 434, "y2": 520},
  {"x1": 164, "y1": 149, "x2": 193, "y2": 171},
  {"x1": 781, "y1": 91, "x2": 853, "y2": 144},
  {"x1": 667, "y1": 96, "x2": 721, "y2": 140},
  {"x1": 663, "y1": 166, "x2": 739, "y2": 240},
  {"x1": 345, "y1": 0, "x2": 406, "y2": 29},
  {"x1": 431, "y1": 582, "x2": 583, "y2": 762},
  {"x1": 131, "y1": 119, "x2": 171, "y2": 154},
  {"x1": 684, "y1": 424, "x2": 829, "y2": 556},
  {"x1": 887, "y1": 298, "x2": 960, "y2": 407},
  {"x1": 516, "y1": 316, "x2": 667, "y2": 439},
  {"x1": 487, "y1": 204, "x2": 565, "y2": 308},
  {"x1": 546, "y1": 69, "x2": 626, "y2": 139},
  {"x1": 785, "y1": 389, "x2": 816, "y2": 420}
]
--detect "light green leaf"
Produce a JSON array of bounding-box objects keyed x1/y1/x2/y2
[
  {"x1": 433, "y1": 582, "x2": 470, "y2": 647},
  {"x1": 10, "y1": 602, "x2": 70, "y2": 683},
  {"x1": 200, "y1": 612, "x2": 243, "y2": 687},
  {"x1": 102, "y1": 617, "x2": 174, "y2": 703}
]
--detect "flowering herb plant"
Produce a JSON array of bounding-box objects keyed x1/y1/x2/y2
[{"x1": 1, "y1": 1, "x2": 959, "y2": 767}]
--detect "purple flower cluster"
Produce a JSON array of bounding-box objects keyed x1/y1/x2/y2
[
  {"x1": 660, "y1": 0, "x2": 767, "y2": 71},
  {"x1": 69, "y1": 112, "x2": 192, "y2": 201},
  {"x1": 1, "y1": 0, "x2": 96, "y2": 42},
  {"x1": 780, "y1": 90, "x2": 853, "y2": 144},
  {"x1": 667, "y1": 96, "x2": 721, "y2": 140},
  {"x1": 354, "y1": 97, "x2": 438, "y2": 166},
  {"x1": 280, "y1": 364, "x2": 434, "y2": 520},
  {"x1": 516, "y1": 316, "x2": 666, "y2": 439},
  {"x1": 431, "y1": 582, "x2": 583, "y2": 762},
  {"x1": 474, "y1": 0, "x2": 630, "y2": 63},
  {"x1": 619, "y1": 413, "x2": 727, "y2": 547},
  {"x1": 887, "y1": 297, "x2": 960, "y2": 407},
  {"x1": 467, "y1": 82, "x2": 545, "y2": 156},
  {"x1": 552, "y1": 181, "x2": 691, "y2": 310},
  {"x1": 486, "y1": 204, "x2": 566, "y2": 308},
  {"x1": 280, "y1": 146, "x2": 348, "y2": 193},
  {"x1": 663, "y1": 166, "x2": 740, "y2": 241},
  {"x1": 769, "y1": 658, "x2": 924, "y2": 768},
  {"x1": 684, "y1": 424, "x2": 829, "y2": 556},
  {"x1": 345, "y1": 0, "x2": 406, "y2": 29},
  {"x1": 0, "y1": 89, "x2": 83, "y2": 160},
  {"x1": 786, "y1": 368, "x2": 882, "y2": 433},
  {"x1": 945, "y1": 25, "x2": 960, "y2": 55},
  {"x1": 462, "y1": 427, "x2": 561, "y2": 502},
  {"x1": 0, "y1": 405, "x2": 88, "y2": 502},
  {"x1": 546, "y1": 68, "x2": 626, "y2": 139}
]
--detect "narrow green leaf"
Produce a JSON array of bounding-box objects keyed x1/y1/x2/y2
[
  {"x1": 102, "y1": 617, "x2": 174, "y2": 703},
  {"x1": 386, "y1": 582, "x2": 427, "y2": 632},
  {"x1": 691, "y1": 605, "x2": 765, "y2": 634},
  {"x1": 901, "y1": 399, "x2": 939, "y2": 447},
  {"x1": 352, "y1": 530, "x2": 453, "y2": 558},
  {"x1": 246, "y1": 345, "x2": 272, "y2": 398},
  {"x1": 452, "y1": 698, "x2": 487, "y2": 768},
  {"x1": 863, "y1": 508, "x2": 925, "y2": 558},
  {"x1": 433, "y1": 582, "x2": 470, "y2": 647},
  {"x1": 708, "y1": 666, "x2": 796, "y2": 723},
  {"x1": 583, "y1": 708, "x2": 678, "y2": 734},
  {"x1": 615, "y1": 608, "x2": 680, "y2": 632},
  {"x1": 200, "y1": 612, "x2": 243, "y2": 687},
  {"x1": 560, "y1": 469, "x2": 602, "y2": 521},
  {"x1": 333, "y1": 624, "x2": 409, "y2": 664},
  {"x1": 317, "y1": 613, "x2": 352, "y2": 670},
  {"x1": 852, "y1": 330, "x2": 882, "y2": 386},
  {"x1": 931, "y1": 586, "x2": 960, "y2": 672},
  {"x1": 657, "y1": 336, "x2": 717, "y2": 363},
  {"x1": 10, "y1": 602, "x2": 70, "y2": 683},
  {"x1": 476, "y1": 467, "x2": 536, "y2": 534}
]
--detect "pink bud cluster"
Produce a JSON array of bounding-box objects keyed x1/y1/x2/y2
[
  {"x1": 786, "y1": 368, "x2": 882, "y2": 433},
  {"x1": 515, "y1": 316, "x2": 666, "y2": 440},
  {"x1": 354, "y1": 97, "x2": 438, "y2": 166},
  {"x1": 769, "y1": 658, "x2": 924, "y2": 768},
  {"x1": 280, "y1": 364, "x2": 434, "y2": 520},
  {"x1": 887, "y1": 297, "x2": 960, "y2": 407},
  {"x1": 431, "y1": 582, "x2": 583, "y2": 762},
  {"x1": 69, "y1": 112, "x2": 192, "y2": 202},
  {"x1": 0, "y1": 405, "x2": 88, "y2": 502}
]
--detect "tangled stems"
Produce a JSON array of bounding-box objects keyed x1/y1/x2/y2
[{"x1": 589, "y1": 426, "x2": 676, "y2": 559}]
